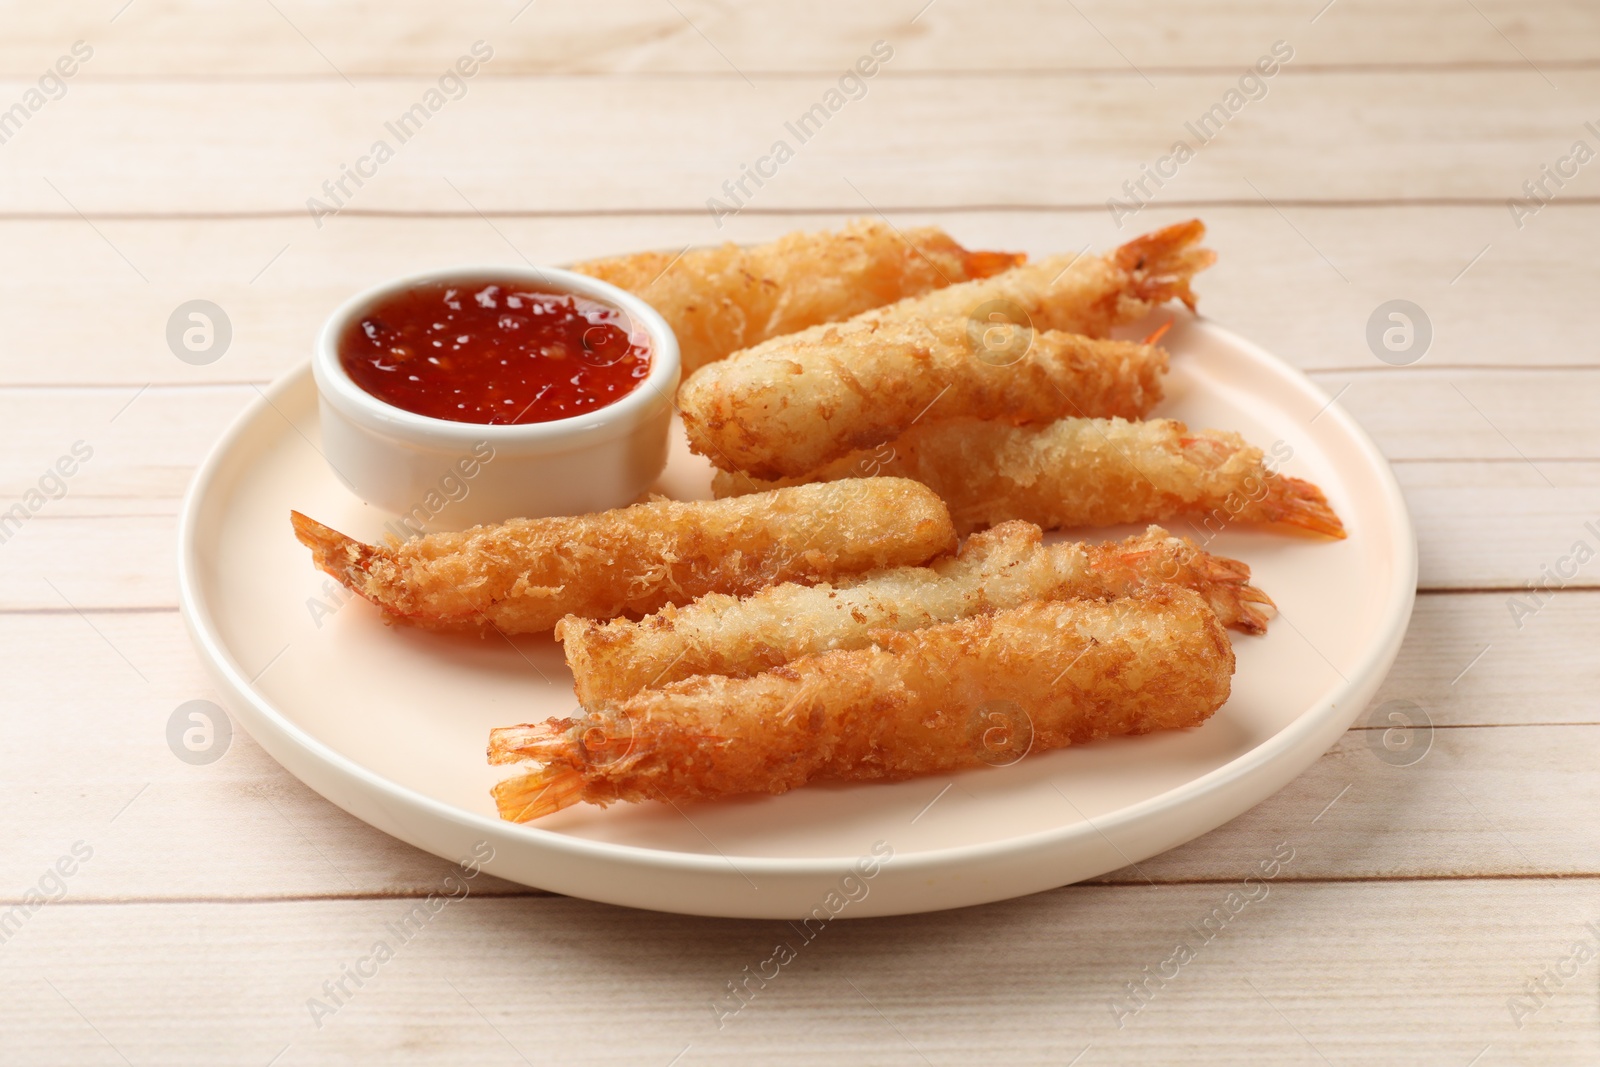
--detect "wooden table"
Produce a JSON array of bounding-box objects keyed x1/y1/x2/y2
[{"x1": 4, "y1": 2, "x2": 1597, "y2": 1063}]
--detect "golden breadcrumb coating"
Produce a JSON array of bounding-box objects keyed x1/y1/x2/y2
[
  {"x1": 558, "y1": 521, "x2": 1272, "y2": 707},
  {"x1": 290, "y1": 478, "x2": 956, "y2": 634},
  {"x1": 713, "y1": 415, "x2": 1346, "y2": 539},
  {"x1": 742, "y1": 218, "x2": 1214, "y2": 352},
  {"x1": 570, "y1": 219, "x2": 1022, "y2": 375},
  {"x1": 491, "y1": 588, "x2": 1234, "y2": 820},
  {"x1": 678, "y1": 315, "x2": 1167, "y2": 478}
]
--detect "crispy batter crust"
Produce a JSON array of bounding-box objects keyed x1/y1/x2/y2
[
  {"x1": 713, "y1": 415, "x2": 1346, "y2": 539},
  {"x1": 678, "y1": 316, "x2": 1167, "y2": 478},
  {"x1": 492, "y1": 589, "x2": 1235, "y2": 819},
  {"x1": 750, "y1": 218, "x2": 1215, "y2": 348},
  {"x1": 290, "y1": 478, "x2": 956, "y2": 634},
  {"x1": 558, "y1": 521, "x2": 1273, "y2": 707},
  {"x1": 570, "y1": 219, "x2": 1022, "y2": 376}
]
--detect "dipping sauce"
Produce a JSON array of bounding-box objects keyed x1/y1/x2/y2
[{"x1": 338, "y1": 281, "x2": 652, "y2": 425}]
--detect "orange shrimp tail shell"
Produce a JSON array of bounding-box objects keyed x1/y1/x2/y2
[
  {"x1": 491, "y1": 764, "x2": 587, "y2": 822},
  {"x1": 961, "y1": 248, "x2": 1028, "y2": 279},
  {"x1": 1254, "y1": 476, "x2": 1348, "y2": 539},
  {"x1": 1115, "y1": 218, "x2": 1217, "y2": 312},
  {"x1": 1111, "y1": 527, "x2": 1277, "y2": 635},
  {"x1": 290, "y1": 510, "x2": 381, "y2": 591}
]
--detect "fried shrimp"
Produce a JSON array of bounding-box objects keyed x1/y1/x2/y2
[
  {"x1": 491, "y1": 588, "x2": 1234, "y2": 820},
  {"x1": 558, "y1": 521, "x2": 1271, "y2": 707},
  {"x1": 733, "y1": 218, "x2": 1214, "y2": 352},
  {"x1": 677, "y1": 316, "x2": 1168, "y2": 479},
  {"x1": 569, "y1": 219, "x2": 1022, "y2": 376},
  {"x1": 712, "y1": 415, "x2": 1347, "y2": 539},
  {"x1": 289, "y1": 478, "x2": 956, "y2": 634}
]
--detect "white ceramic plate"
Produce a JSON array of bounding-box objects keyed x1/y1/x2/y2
[{"x1": 178, "y1": 313, "x2": 1415, "y2": 918}]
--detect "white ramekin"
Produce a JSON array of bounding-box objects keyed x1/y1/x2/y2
[{"x1": 312, "y1": 265, "x2": 679, "y2": 530}]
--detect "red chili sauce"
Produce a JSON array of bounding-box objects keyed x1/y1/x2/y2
[{"x1": 338, "y1": 281, "x2": 652, "y2": 425}]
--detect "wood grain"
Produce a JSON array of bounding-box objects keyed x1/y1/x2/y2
[
  {"x1": 2, "y1": 593, "x2": 1596, "y2": 903},
  {"x1": 0, "y1": 882, "x2": 1592, "y2": 1066},
  {"x1": 7, "y1": 467, "x2": 1600, "y2": 606},
  {"x1": 0, "y1": 205, "x2": 1591, "y2": 389},
  {"x1": 4, "y1": 1, "x2": 1596, "y2": 77},
  {"x1": 0, "y1": 72, "x2": 1596, "y2": 215},
  {"x1": 2, "y1": 373, "x2": 1597, "y2": 609},
  {"x1": 3, "y1": 0, "x2": 1596, "y2": 1060}
]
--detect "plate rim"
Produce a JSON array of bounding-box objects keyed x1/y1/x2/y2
[{"x1": 177, "y1": 318, "x2": 1416, "y2": 887}]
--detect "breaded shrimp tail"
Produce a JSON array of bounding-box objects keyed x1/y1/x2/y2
[
  {"x1": 290, "y1": 478, "x2": 957, "y2": 634},
  {"x1": 713, "y1": 415, "x2": 1346, "y2": 540},
  {"x1": 1257, "y1": 476, "x2": 1349, "y2": 539},
  {"x1": 1113, "y1": 218, "x2": 1216, "y2": 314},
  {"x1": 492, "y1": 589, "x2": 1234, "y2": 820},
  {"x1": 292, "y1": 511, "x2": 380, "y2": 589},
  {"x1": 558, "y1": 521, "x2": 1272, "y2": 707},
  {"x1": 678, "y1": 316, "x2": 1168, "y2": 478},
  {"x1": 570, "y1": 219, "x2": 1022, "y2": 375},
  {"x1": 1110, "y1": 526, "x2": 1275, "y2": 635}
]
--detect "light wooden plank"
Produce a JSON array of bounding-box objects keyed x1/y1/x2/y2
[
  {"x1": 0, "y1": 72, "x2": 1596, "y2": 215},
  {"x1": 0, "y1": 610, "x2": 539, "y2": 904},
  {"x1": 43, "y1": 367, "x2": 1600, "y2": 482},
  {"x1": 0, "y1": 476, "x2": 1585, "y2": 611},
  {"x1": 1371, "y1": 593, "x2": 1600, "y2": 727},
  {"x1": 2, "y1": 600, "x2": 1597, "y2": 903},
  {"x1": 4, "y1": 0, "x2": 1595, "y2": 77},
  {"x1": 1395, "y1": 459, "x2": 1600, "y2": 590},
  {"x1": 0, "y1": 882, "x2": 1593, "y2": 1064},
  {"x1": 0, "y1": 205, "x2": 1592, "y2": 388},
  {"x1": 5, "y1": 386, "x2": 1600, "y2": 607},
  {"x1": 0, "y1": 2, "x2": 1588, "y2": 1056},
  {"x1": 1312, "y1": 368, "x2": 1600, "y2": 461},
  {"x1": 0, "y1": 517, "x2": 177, "y2": 610},
  {"x1": 7, "y1": 464, "x2": 1599, "y2": 604},
  {"x1": 0, "y1": 385, "x2": 240, "y2": 509},
  {"x1": 12, "y1": 440, "x2": 1600, "y2": 601},
  {"x1": 1108, "y1": 719, "x2": 1600, "y2": 883}
]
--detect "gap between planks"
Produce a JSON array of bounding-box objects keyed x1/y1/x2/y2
[
  {"x1": 12, "y1": 59, "x2": 1600, "y2": 81},
  {"x1": 4, "y1": 197, "x2": 1600, "y2": 223},
  {"x1": 5, "y1": 870, "x2": 1599, "y2": 911},
  {"x1": 21, "y1": 61, "x2": 1600, "y2": 83}
]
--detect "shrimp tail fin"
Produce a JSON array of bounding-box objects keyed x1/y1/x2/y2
[
  {"x1": 962, "y1": 248, "x2": 1028, "y2": 280},
  {"x1": 1181, "y1": 542, "x2": 1276, "y2": 635},
  {"x1": 492, "y1": 764, "x2": 587, "y2": 822},
  {"x1": 1252, "y1": 476, "x2": 1348, "y2": 540},
  {"x1": 1114, "y1": 526, "x2": 1277, "y2": 635},
  {"x1": 490, "y1": 719, "x2": 591, "y2": 821},
  {"x1": 290, "y1": 510, "x2": 382, "y2": 585},
  {"x1": 487, "y1": 719, "x2": 579, "y2": 765},
  {"x1": 1231, "y1": 582, "x2": 1277, "y2": 636},
  {"x1": 1115, "y1": 218, "x2": 1217, "y2": 312}
]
